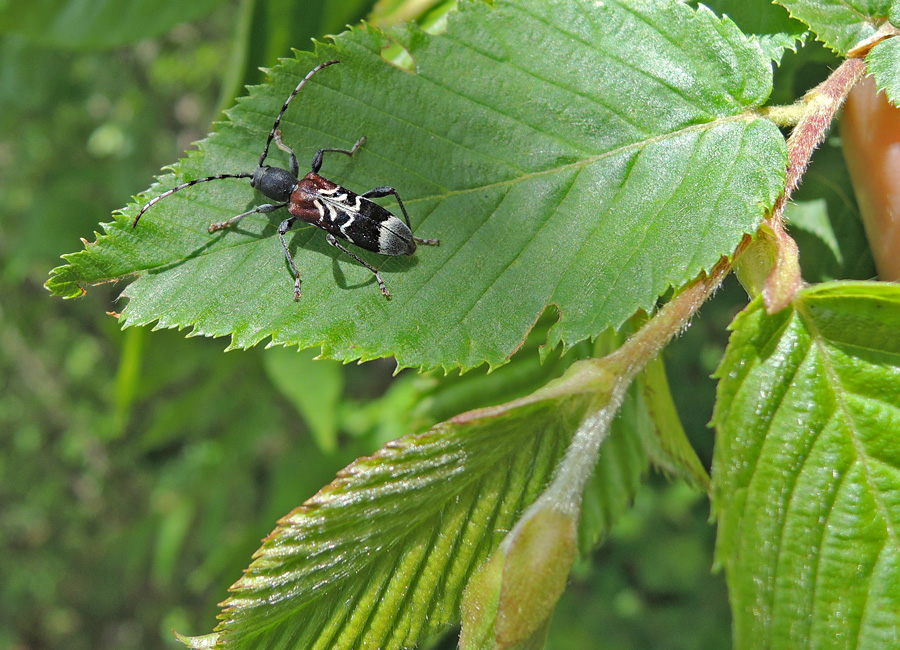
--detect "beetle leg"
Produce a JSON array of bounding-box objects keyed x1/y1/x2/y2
[
  {"x1": 310, "y1": 136, "x2": 367, "y2": 174},
  {"x1": 208, "y1": 202, "x2": 287, "y2": 233},
  {"x1": 325, "y1": 233, "x2": 390, "y2": 299},
  {"x1": 278, "y1": 217, "x2": 304, "y2": 301},
  {"x1": 273, "y1": 130, "x2": 300, "y2": 178},
  {"x1": 360, "y1": 186, "x2": 440, "y2": 246}
]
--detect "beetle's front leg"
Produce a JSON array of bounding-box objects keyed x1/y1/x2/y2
[
  {"x1": 310, "y1": 137, "x2": 367, "y2": 174},
  {"x1": 209, "y1": 202, "x2": 287, "y2": 233}
]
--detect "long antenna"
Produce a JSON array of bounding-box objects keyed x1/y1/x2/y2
[
  {"x1": 132, "y1": 173, "x2": 253, "y2": 227},
  {"x1": 258, "y1": 59, "x2": 340, "y2": 167},
  {"x1": 133, "y1": 59, "x2": 339, "y2": 229}
]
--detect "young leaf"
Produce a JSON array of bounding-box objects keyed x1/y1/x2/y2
[
  {"x1": 460, "y1": 506, "x2": 578, "y2": 650},
  {"x1": 774, "y1": 0, "x2": 893, "y2": 54},
  {"x1": 712, "y1": 282, "x2": 900, "y2": 648},
  {"x1": 184, "y1": 359, "x2": 647, "y2": 650},
  {"x1": 47, "y1": 0, "x2": 786, "y2": 371}
]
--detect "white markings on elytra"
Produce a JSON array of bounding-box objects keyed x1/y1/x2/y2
[
  {"x1": 313, "y1": 199, "x2": 325, "y2": 219},
  {"x1": 379, "y1": 216, "x2": 406, "y2": 254},
  {"x1": 324, "y1": 202, "x2": 338, "y2": 222},
  {"x1": 339, "y1": 212, "x2": 356, "y2": 240}
]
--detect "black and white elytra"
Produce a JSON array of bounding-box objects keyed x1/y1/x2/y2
[{"x1": 133, "y1": 59, "x2": 439, "y2": 300}]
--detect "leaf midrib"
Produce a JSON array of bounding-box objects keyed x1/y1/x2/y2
[{"x1": 127, "y1": 113, "x2": 764, "y2": 280}]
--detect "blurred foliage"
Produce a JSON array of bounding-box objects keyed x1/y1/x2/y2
[{"x1": 0, "y1": 1, "x2": 875, "y2": 649}]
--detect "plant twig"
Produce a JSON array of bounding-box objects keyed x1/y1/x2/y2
[{"x1": 772, "y1": 57, "x2": 868, "y2": 228}]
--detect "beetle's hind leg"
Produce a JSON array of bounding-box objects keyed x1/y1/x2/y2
[
  {"x1": 360, "y1": 186, "x2": 439, "y2": 246},
  {"x1": 325, "y1": 233, "x2": 391, "y2": 299}
]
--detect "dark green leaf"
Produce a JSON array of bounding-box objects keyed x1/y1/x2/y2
[
  {"x1": 262, "y1": 347, "x2": 344, "y2": 453},
  {"x1": 636, "y1": 355, "x2": 709, "y2": 490}
]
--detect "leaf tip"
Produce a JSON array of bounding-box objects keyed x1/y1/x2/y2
[{"x1": 172, "y1": 630, "x2": 219, "y2": 649}]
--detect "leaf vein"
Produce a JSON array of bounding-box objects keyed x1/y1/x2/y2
[
  {"x1": 808, "y1": 457, "x2": 852, "y2": 650},
  {"x1": 801, "y1": 303, "x2": 900, "y2": 554}
]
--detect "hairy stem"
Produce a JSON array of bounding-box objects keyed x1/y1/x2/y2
[{"x1": 772, "y1": 57, "x2": 868, "y2": 227}]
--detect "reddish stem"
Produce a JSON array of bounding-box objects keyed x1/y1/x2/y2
[{"x1": 772, "y1": 57, "x2": 868, "y2": 226}]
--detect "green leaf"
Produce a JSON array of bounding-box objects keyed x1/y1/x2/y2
[
  {"x1": 712, "y1": 282, "x2": 900, "y2": 649},
  {"x1": 867, "y1": 36, "x2": 900, "y2": 107},
  {"x1": 697, "y1": 0, "x2": 808, "y2": 63},
  {"x1": 184, "y1": 359, "x2": 647, "y2": 650},
  {"x1": 0, "y1": 0, "x2": 228, "y2": 49},
  {"x1": 47, "y1": 0, "x2": 787, "y2": 371},
  {"x1": 262, "y1": 347, "x2": 344, "y2": 453},
  {"x1": 637, "y1": 355, "x2": 709, "y2": 489},
  {"x1": 774, "y1": 0, "x2": 894, "y2": 54}
]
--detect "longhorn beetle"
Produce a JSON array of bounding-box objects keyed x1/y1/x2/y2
[{"x1": 133, "y1": 59, "x2": 438, "y2": 300}]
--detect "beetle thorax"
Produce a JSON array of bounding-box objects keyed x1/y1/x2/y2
[{"x1": 251, "y1": 166, "x2": 298, "y2": 202}]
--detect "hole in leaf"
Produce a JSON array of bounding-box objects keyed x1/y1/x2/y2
[{"x1": 380, "y1": 40, "x2": 415, "y2": 72}]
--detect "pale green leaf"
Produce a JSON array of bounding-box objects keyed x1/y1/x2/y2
[
  {"x1": 712, "y1": 282, "x2": 900, "y2": 649},
  {"x1": 195, "y1": 359, "x2": 647, "y2": 650},
  {"x1": 774, "y1": 0, "x2": 894, "y2": 54},
  {"x1": 461, "y1": 505, "x2": 577, "y2": 650},
  {"x1": 174, "y1": 631, "x2": 219, "y2": 649},
  {"x1": 867, "y1": 36, "x2": 900, "y2": 107},
  {"x1": 47, "y1": 0, "x2": 786, "y2": 371},
  {"x1": 0, "y1": 0, "x2": 227, "y2": 49}
]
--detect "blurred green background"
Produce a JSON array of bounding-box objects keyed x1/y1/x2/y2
[{"x1": 0, "y1": 1, "x2": 872, "y2": 648}]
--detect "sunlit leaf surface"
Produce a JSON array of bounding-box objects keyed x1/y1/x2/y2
[{"x1": 712, "y1": 282, "x2": 900, "y2": 649}]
